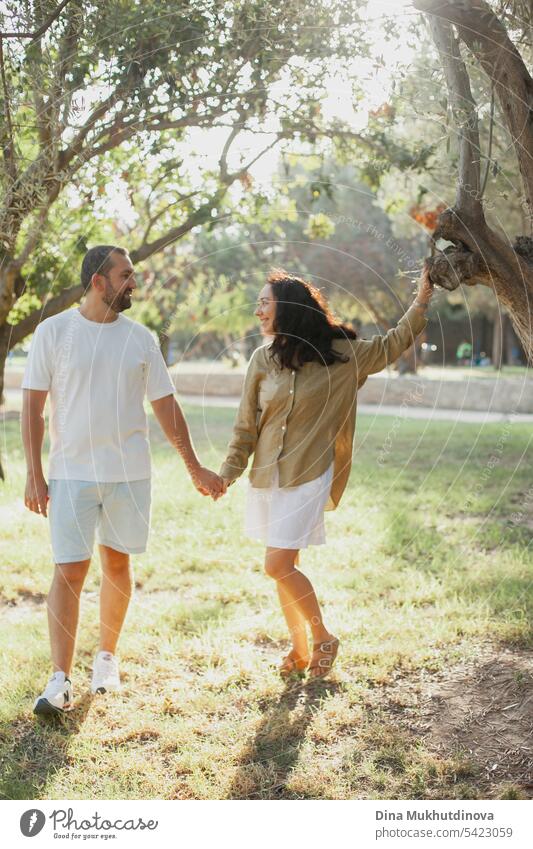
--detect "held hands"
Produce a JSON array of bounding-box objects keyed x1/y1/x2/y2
[
  {"x1": 24, "y1": 473, "x2": 49, "y2": 517},
  {"x1": 190, "y1": 465, "x2": 229, "y2": 500}
]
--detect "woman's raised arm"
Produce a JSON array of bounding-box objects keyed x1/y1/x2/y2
[{"x1": 353, "y1": 264, "x2": 433, "y2": 378}]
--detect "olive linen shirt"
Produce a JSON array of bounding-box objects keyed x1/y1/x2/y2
[{"x1": 219, "y1": 303, "x2": 427, "y2": 511}]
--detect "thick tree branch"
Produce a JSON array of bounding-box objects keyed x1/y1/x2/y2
[
  {"x1": 63, "y1": 102, "x2": 231, "y2": 172},
  {"x1": 140, "y1": 191, "x2": 201, "y2": 247},
  {"x1": 0, "y1": 36, "x2": 16, "y2": 182},
  {"x1": 219, "y1": 123, "x2": 242, "y2": 183},
  {"x1": 479, "y1": 83, "x2": 495, "y2": 199},
  {"x1": 0, "y1": 0, "x2": 74, "y2": 41},
  {"x1": 29, "y1": 39, "x2": 50, "y2": 151},
  {"x1": 414, "y1": 0, "x2": 533, "y2": 225},
  {"x1": 11, "y1": 203, "x2": 54, "y2": 271},
  {"x1": 424, "y1": 14, "x2": 483, "y2": 220},
  {"x1": 7, "y1": 282, "x2": 84, "y2": 349},
  {"x1": 47, "y1": 2, "x2": 83, "y2": 146},
  {"x1": 129, "y1": 193, "x2": 227, "y2": 264},
  {"x1": 0, "y1": 253, "x2": 21, "y2": 322},
  {"x1": 60, "y1": 88, "x2": 127, "y2": 168}
]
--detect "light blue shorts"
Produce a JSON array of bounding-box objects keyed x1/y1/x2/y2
[{"x1": 48, "y1": 479, "x2": 151, "y2": 564}]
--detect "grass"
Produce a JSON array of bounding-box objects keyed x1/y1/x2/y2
[{"x1": 1, "y1": 406, "x2": 533, "y2": 800}]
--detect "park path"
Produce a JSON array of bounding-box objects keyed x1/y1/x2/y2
[
  {"x1": 179, "y1": 394, "x2": 533, "y2": 424},
  {"x1": 3, "y1": 388, "x2": 532, "y2": 424}
]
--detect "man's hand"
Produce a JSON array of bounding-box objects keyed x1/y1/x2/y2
[
  {"x1": 25, "y1": 473, "x2": 49, "y2": 517},
  {"x1": 191, "y1": 466, "x2": 227, "y2": 499},
  {"x1": 151, "y1": 395, "x2": 229, "y2": 499}
]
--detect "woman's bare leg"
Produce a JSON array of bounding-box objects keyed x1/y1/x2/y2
[
  {"x1": 265, "y1": 547, "x2": 337, "y2": 674},
  {"x1": 276, "y1": 576, "x2": 310, "y2": 667}
]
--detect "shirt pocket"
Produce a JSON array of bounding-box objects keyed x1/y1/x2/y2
[
  {"x1": 258, "y1": 372, "x2": 280, "y2": 411},
  {"x1": 120, "y1": 356, "x2": 148, "y2": 400}
]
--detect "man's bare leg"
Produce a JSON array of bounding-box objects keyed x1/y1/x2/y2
[
  {"x1": 47, "y1": 559, "x2": 91, "y2": 676},
  {"x1": 98, "y1": 545, "x2": 133, "y2": 653}
]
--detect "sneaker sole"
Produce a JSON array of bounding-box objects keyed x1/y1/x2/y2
[
  {"x1": 33, "y1": 698, "x2": 72, "y2": 717},
  {"x1": 91, "y1": 685, "x2": 121, "y2": 695}
]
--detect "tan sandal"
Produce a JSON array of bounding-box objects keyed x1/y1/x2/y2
[
  {"x1": 308, "y1": 637, "x2": 340, "y2": 680},
  {"x1": 279, "y1": 649, "x2": 309, "y2": 680}
]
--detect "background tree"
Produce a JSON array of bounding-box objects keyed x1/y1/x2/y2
[
  {"x1": 0, "y1": 0, "x2": 372, "y2": 477},
  {"x1": 165, "y1": 154, "x2": 430, "y2": 369}
]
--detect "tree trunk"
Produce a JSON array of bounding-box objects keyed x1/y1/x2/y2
[
  {"x1": 396, "y1": 342, "x2": 420, "y2": 374},
  {"x1": 427, "y1": 213, "x2": 533, "y2": 362},
  {"x1": 415, "y1": 0, "x2": 533, "y2": 225},
  {"x1": 414, "y1": 1, "x2": 533, "y2": 361},
  {"x1": 0, "y1": 327, "x2": 10, "y2": 480},
  {"x1": 492, "y1": 314, "x2": 503, "y2": 370},
  {"x1": 503, "y1": 315, "x2": 516, "y2": 365},
  {"x1": 159, "y1": 334, "x2": 170, "y2": 365}
]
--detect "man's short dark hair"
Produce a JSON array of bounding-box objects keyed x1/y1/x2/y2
[{"x1": 81, "y1": 246, "x2": 129, "y2": 291}]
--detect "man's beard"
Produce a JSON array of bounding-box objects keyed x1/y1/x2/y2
[{"x1": 103, "y1": 282, "x2": 132, "y2": 312}]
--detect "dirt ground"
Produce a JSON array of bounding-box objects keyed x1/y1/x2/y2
[{"x1": 381, "y1": 642, "x2": 533, "y2": 797}]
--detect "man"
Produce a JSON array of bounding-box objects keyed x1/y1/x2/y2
[{"x1": 22, "y1": 245, "x2": 224, "y2": 717}]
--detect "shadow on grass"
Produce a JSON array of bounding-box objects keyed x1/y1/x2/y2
[
  {"x1": 226, "y1": 678, "x2": 345, "y2": 800},
  {"x1": 0, "y1": 691, "x2": 93, "y2": 800}
]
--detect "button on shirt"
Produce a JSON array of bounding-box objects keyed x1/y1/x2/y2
[
  {"x1": 219, "y1": 304, "x2": 427, "y2": 510},
  {"x1": 22, "y1": 308, "x2": 176, "y2": 482}
]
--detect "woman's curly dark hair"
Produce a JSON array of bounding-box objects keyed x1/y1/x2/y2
[{"x1": 267, "y1": 269, "x2": 357, "y2": 370}]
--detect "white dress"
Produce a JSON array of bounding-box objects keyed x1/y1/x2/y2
[{"x1": 244, "y1": 461, "x2": 334, "y2": 549}]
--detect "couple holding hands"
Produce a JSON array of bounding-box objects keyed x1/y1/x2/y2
[{"x1": 22, "y1": 245, "x2": 431, "y2": 717}]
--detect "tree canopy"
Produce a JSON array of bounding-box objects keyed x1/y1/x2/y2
[{"x1": 0, "y1": 0, "x2": 363, "y2": 354}]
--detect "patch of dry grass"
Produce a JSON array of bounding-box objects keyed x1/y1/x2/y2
[{"x1": 1, "y1": 410, "x2": 533, "y2": 799}]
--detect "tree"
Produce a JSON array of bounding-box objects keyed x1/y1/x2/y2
[
  {"x1": 412, "y1": 0, "x2": 533, "y2": 360},
  {"x1": 0, "y1": 0, "x2": 367, "y2": 477},
  {"x1": 172, "y1": 154, "x2": 430, "y2": 369},
  {"x1": 272, "y1": 157, "x2": 427, "y2": 324}
]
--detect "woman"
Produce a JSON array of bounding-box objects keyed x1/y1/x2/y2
[{"x1": 220, "y1": 266, "x2": 433, "y2": 680}]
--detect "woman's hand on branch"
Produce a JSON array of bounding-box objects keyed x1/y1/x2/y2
[{"x1": 415, "y1": 261, "x2": 434, "y2": 307}]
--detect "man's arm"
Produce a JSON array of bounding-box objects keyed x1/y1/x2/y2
[
  {"x1": 21, "y1": 388, "x2": 49, "y2": 517},
  {"x1": 150, "y1": 394, "x2": 225, "y2": 498}
]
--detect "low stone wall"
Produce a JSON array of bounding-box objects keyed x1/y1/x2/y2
[
  {"x1": 7, "y1": 364, "x2": 532, "y2": 413},
  {"x1": 170, "y1": 369, "x2": 533, "y2": 413},
  {"x1": 171, "y1": 370, "x2": 246, "y2": 397},
  {"x1": 357, "y1": 374, "x2": 533, "y2": 414},
  {"x1": 5, "y1": 370, "x2": 24, "y2": 389}
]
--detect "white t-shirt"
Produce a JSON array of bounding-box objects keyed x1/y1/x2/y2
[{"x1": 22, "y1": 308, "x2": 175, "y2": 482}]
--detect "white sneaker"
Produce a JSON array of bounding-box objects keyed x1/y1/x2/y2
[
  {"x1": 91, "y1": 651, "x2": 121, "y2": 694},
  {"x1": 33, "y1": 671, "x2": 73, "y2": 717}
]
